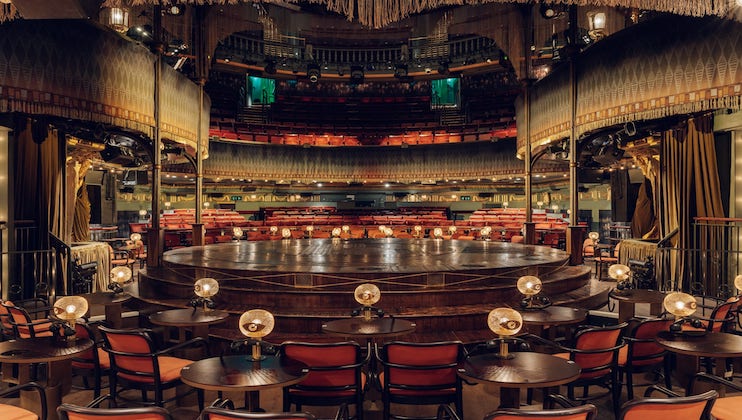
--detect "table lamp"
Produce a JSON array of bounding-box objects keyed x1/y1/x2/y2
[
  {"x1": 480, "y1": 226, "x2": 492, "y2": 240},
  {"x1": 282, "y1": 228, "x2": 292, "y2": 239},
  {"x1": 130, "y1": 232, "x2": 142, "y2": 242},
  {"x1": 517, "y1": 275, "x2": 551, "y2": 310},
  {"x1": 332, "y1": 227, "x2": 342, "y2": 238},
  {"x1": 588, "y1": 231, "x2": 599, "y2": 244},
  {"x1": 734, "y1": 274, "x2": 742, "y2": 295},
  {"x1": 52, "y1": 296, "x2": 88, "y2": 342},
  {"x1": 353, "y1": 283, "x2": 383, "y2": 320},
  {"x1": 487, "y1": 307, "x2": 523, "y2": 359},
  {"x1": 239, "y1": 309, "x2": 275, "y2": 361},
  {"x1": 537, "y1": 201, "x2": 543, "y2": 209},
  {"x1": 306, "y1": 225, "x2": 314, "y2": 238},
  {"x1": 609, "y1": 264, "x2": 633, "y2": 291},
  {"x1": 109, "y1": 266, "x2": 132, "y2": 294},
  {"x1": 270, "y1": 226, "x2": 279, "y2": 236},
  {"x1": 448, "y1": 226, "x2": 457, "y2": 236},
  {"x1": 233, "y1": 227, "x2": 243, "y2": 240},
  {"x1": 413, "y1": 225, "x2": 422, "y2": 238},
  {"x1": 433, "y1": 227, "x2": 443, "y2": 239},
  {"x1": 342, "y1": 225, "x2": 350, "y2": 235},
  {"x1": 664, "y1": 291, "x2": 702, "y2": 334},
  {"x1": 190, "y1": 277, "x2": 219, "y2": 311},
  {"x1": 384, "y1": 227, "x2": 394, "y2": 237}
]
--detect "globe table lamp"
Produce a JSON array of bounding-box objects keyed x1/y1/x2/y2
[
  {"x1": 270, "y1": 226, "x2": 279, "y2": 236},
  {"x1": 664, "y1": 291, "x2": 702, "y2": 334},
  {"x1": 109, "y1": 266, "x2": 132, "y2": 294},
  {"x1": 413, "y1": 225, "x2": 423, "y2": 238},
  {"x1": 609, "y1": 264, "x2": 633, "y2": 291},
  {"x1": 342, "y1": 225, "x2": 350, "y2": 234},
  {"x1": 282, "y1": 228, "x2": 292, "y2": 239},
  {"x1": 332, "y1": 227, "x2": 342, "y2": 238},
  {"x1": 734, "y1": 274, "x2": 742, "y2": 294},
  {"x1": 433, "y1": 227, "x2": 443, "y2": 239},
  {"x1": 191, "y1": 277, "x2": 219, "y2": 312},
  {"x1": 306, "y1": 225, "x2": 314, "y2": 238},
  {"x1": 239, "y1": 309, "x2": 275, "y2": 361},
  {"x1": 588, "y1": 231, "x2": 600, "y2": 244},
  {"x1": 517, "y1": 275, "x2": 551, "y2": 310},
  {"x1": 52, "y1": 296, "x2": 89, "y2": 342},
  {"x1": 233, "y1": 227, "x2": 244, "y2": 240},
  {"x1": 480, "y1": 226, "x2": 492, "y2": 240},
  {"x1": 353, "y1": 283, "x2": 383, "y2": 320},
  {"x1": 448, "y1": 226, "x2": 457, "y2": 236},
  {"x1": 487, "y1": 307, "x2": 523, "y2": 359},
  {"x1": 130, "y1": 232, "x2": 142, "y2": 242},
  {"x1": 384, "y1": 227, "x2": 394, "y2": 237}
]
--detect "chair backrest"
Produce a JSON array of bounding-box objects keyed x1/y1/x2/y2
[
  {"x1": 72, "y1": 323, "x2": 103, "y2": 367},
  {"x1": 619, "y1": 390, "x2": 717, "y2": 420},
  {"x1": 706, "y1": 299, "x2": 739, "y2": 333},
  {"x1": 379, "y1": 340, "x2": 464, "y2": 392},
  {"x1": 570, "y1": 323, "x2": 626, "y2": 379},
  {"x1": 624, "y1": 317, "x2": 673, "y2": 365},
  {"x1": 99, "y1": 326, "x2": 159, "y2": 380},
  {"x1": 0, "y1": 300, "x2": 17, "y2": 336},
  {"x1": 484, "y1": 404, "x2": 598, "y2": 420},
  {"x1": 200, "y1": 406, "x2": 316, "y2": 420},
  {"x1": 280, "y1": 341, "x2": 364, "y2": 393},
  {"x1": 58, "y1": 403, "x2": 174, "y2": 420}
]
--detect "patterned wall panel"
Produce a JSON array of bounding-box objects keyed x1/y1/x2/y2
[{"x1": 517, "y1": 15, "x2": 742, "y2": 154}]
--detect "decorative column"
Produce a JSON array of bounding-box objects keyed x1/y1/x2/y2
[
  {"x1": 147, "y1": 6, "x2": 164, "y2": 267},
  {"x1": 521, "y1": 4, "x2": 536, "y2": 245},
  {"x1": 191, "y1": 6, "x2": 208, "y2": 246}
]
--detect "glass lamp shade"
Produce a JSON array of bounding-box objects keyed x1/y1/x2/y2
[
  {"x1": 734, "y1": 274, "x2": 742, "y2": 293},
  {"x1": 487, "y1": 307, "x2": 523, "y2": 336},
  {"x1": 332, "y1": 227, "x2": 342, "y2": 237},
  {"x1": 342, "y1": 225, "x2": 350, "y2": 233},
  {"x1": 194, "y1": 278, "x2": 219, "y2": 298},
  {"x1": 480, "y1": 226, "x2": 492, "y2": 236},
  {"x1": 110, "y1": 266, "x2": 132, "y2": 284},
  {"x1": 306, "y1": 225, "x2": 314, "y2": 232},
  {"x1": 130, "y1": 233, "x2": 142, "y2": 242},
  {"x1": 53, "y1": 296, "x2": 89, "y2": 322},
  {"x1": 588, "y1": 231, "x2": 600, "y2": 241},
  {"x1": 378, "y1": 225, "x2": 386, "y2": 232},
  {"x1": 282, "y1": 228, "x2": 292, "y2": 239},
  {"x1": 663, "y1": 292, "x2": 697, "y2": 318},
  {"x1": 354, "y1": 283, "x2": 381, "y2": 306},
  {"x1": 138, "y1": 209, "x2": 148, "y2": 217},
  {"x1": 588, "y1": 11, "x2": 606, "y2": 31},
  {"x1": 448, "y1": 226, "x2": 457, "y2": 234},
  {"x1": 517, "y1": 276, "x2": 542, "y2": 296},
  {"x1": 503, "y1": 202, "x2": 509, "y2": 208},
  {"x1": 608, "y1": 264, "x2": 631, "y2": 281},
  {"x1": 384, "y1": 227, "x2": 394, "y2": 237},
  {"x1": 238, "y1": 309, "x2": 275, "y2": 338},
  {"x1": 270, "y1": 226, "x2": 279, "y2": 234},
  {"x1": 233, "y1": 227, "x2": 243, "y2": 237},
  {"x1": 433, "y1": 228, "x2": 443, "y2": 238},
  {"x1": 551, "y1": 204, "x2": 559, "y2": 212},
  {"x1": 414, "y1": 225, "x2": 422, "y2": 233}
]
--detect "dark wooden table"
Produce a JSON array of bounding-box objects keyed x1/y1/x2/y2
[
  {"x1": 521, "y1": 306, "x2": 587, "y2": 338},
  {"x1": 0, "y1": 337, "x2": 93, "y2": 420},
  {"x1": 149, "y1": 308, "x2": 230, "y2": 341},
  {"x1": 180, "y1": 354, "x2": 308, "y2": 411},
  {"x1": 609, "y1": 289, "x2": 666, "y2": 323},
  {"x1": 322, "y1": 317, "x2": 416, "y2": 342},
  {"x1": 79, "y1": 292, "x2": 132, "y2": 328},
  {"x1": 656, "y1": 330, "x2": 742, "y2": 388},
  {"x1": 457, "y1": 352, "x2": 581, "y2": 409}
]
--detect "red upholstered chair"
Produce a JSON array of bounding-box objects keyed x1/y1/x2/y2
[
  {"x1": 71, "y1": 322, "x2": 111, "y2": 398},
  {"x1": 620, "y1": 389, "x2": 717, "y2": 420},
  {"x1": 58, "y1": 396, "x2": 173, "y2": 420},
  {"x1": 281, "y1": 341, "x2": 367, "y2": 420},
  {"x1": 0, "y1": 382, "x2": 47, "y2": 420},
  {"x1": 98, "y1": 326, "x2": 207, "y2": 409},
  {"x1": 436, "y1": 402, "x2": 597, "y2": 420},
  {"x1": 682, "y1": 297, "x2": 740, "y2": 334},
  {"x1": 376, "y1": 341, "x2": 465, "y2": 420},
  {"x1": 688, "y1": 372, "x2": 742, "y2": 420},
  {"x1": 1, "y1": 300, "x2": 54, "y2": 338},
  {"x1": 107, "y1": 244, "x2": 136, "y2": 271},
  {"x1": 617, "y1": 317, "x2": 674, "y2": 400},
  {"x1": 200, "y1": 406, "x2": 317, "y2": 420}
]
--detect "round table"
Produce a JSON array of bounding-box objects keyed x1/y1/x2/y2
[
  {"x1": 79, "y1": 292, "x2": 133, "y2": 328},
  {"x1": 321, "y1": 317, "x2": 416, "y2": 341},
  {"x1": 457, "y1": 352, "x2": 581, "y2": 409},
  {"x1": 609, "y1": 289, "x2": 666, "y2": 323},
  {"x1": 181, "y1": 354, "x2": 308, "y2": 411},
  {"x1": 0, "y1": 337, "x2": 93, "y2": 420},
  {"x1": 656, "y1": 330, "x2": 742, "y2": 388},
  {"x1": 520, "y1": 306, "x2": 587, "y2": 338},
  {"x1": 149, "y1": 308, "x2": 230, "y2": 341}
]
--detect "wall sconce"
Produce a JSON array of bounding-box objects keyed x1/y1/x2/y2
[
  {"x1": 487, "y1": 307, "x2": 523, "y2": 359},
  {"x1": 102, "y1": 7, "x2": 130, "y2": 33},
  {"x1": 502, "y1": 201, "x2": 509, "y2": 209},
  {"x1": 164, "y1": 201, "x2": 172, "y2": 210},
  {"x1": 587, "y1": 11, "x2": 607, "y2": 40},
  {"x1": 204, "y1": 202, "x2": 211, "y2": 209}
]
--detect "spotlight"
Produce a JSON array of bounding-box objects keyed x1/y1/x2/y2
[
  {"x1": 307, "y1": 62, "x2": 321, "y2": 83},
  {"x1": 350, "y1": 65, "x2": 364, "y2": 84}
]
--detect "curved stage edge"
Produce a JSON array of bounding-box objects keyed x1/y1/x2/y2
[{"x1": 138, "y1": 239, "x2": 611, "y2": 342}]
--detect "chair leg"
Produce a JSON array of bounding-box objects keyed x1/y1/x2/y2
[
  {"x1": 611, "y1": 371, "x2": 621, "y2": 418},
  {"x1": 626, "y1": 370, "x2": 634, "y2": 400},
  {"x1": 198, "y1": 389, "x2": 204, "y2": 412},
  {"x1": 664, "y1": 357, "x2": 673, "y2": 389},
  {"x1": 282, "y1": 389, "x2": 291, "y2": 412},
  {"x1": 109, "y1": 375, "x2": 118, "y2": 407}
]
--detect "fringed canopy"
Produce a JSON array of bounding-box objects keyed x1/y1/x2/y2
[
  {"x1": 516, "y1": 14, "x2": 742, "y2": 155},
  {"x1": 98, "y1": 0, "x2": 737, "y2": 29},
  {"x1": 0, "y1": 20, "x2": 210, "y2": 156}
]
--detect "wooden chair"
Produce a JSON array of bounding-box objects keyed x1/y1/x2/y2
[
  {"x1": 0, "y1": 382, "x2": 47, "y2": 420},
  {"x1": 620, "y1": 388, "x2": 717, "y2": 420},
  {"x1": 617, "y1": 317, "x2": 674, "y2": 400},
  {"x1": 1, "y1": 301, "x2": 54, "y2": 339},
  {"x1": 98, "y1": 326, "x2": 207, "y2": 409},
  {"x1": 435, "y1": 399, "x2": 597, "y2": 420},
  {"x1": 58, "y1": 395, "x2": 173, "y2": 420},
  {"x1": 200, "y1": 400, "x2": 351, "y2": 420},
  {"x1": 376, "y1": 341, "x2": 465, "y2": 420},
  {"x1": 107, "y1": 244, "x2": 135, "y2": 271},
  {"x1": 688, "y1": 372, "x2": 742, "y2": 420},
  {"x1": 281, "y1": 341, "x2": 367, "y2": 420},
  {"x1": 71, "y1": 322, "x2": 111, "y2": 398}
]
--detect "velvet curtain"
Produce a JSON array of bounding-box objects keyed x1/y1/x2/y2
[{"x1": 658, "y1": 114, "x2": 724, "y2": 291}]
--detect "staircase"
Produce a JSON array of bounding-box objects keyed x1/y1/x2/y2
[
  {"x1": 239, "y1": 104, "x2": 270, "y2": 124},
  {"x1": 439, "y1": 106, "x2": 466, "y2": 126}
]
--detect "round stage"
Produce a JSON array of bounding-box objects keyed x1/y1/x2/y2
[{"x1": 163, "y1": 238, "x2": 569, "y2": 274}]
